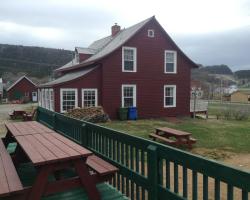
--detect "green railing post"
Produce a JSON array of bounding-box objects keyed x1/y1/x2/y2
[
  {"x1": 36, "y1": 108, "x2": 40, "y2": 122},
  {"x1": 81, "y1": 124, "x2": 87, "y2": 147},
  {"x1": 147, "y1": 145, "x2": 158, "y2": 200},
  {"x1": 52, "y1": 113, "x2": 56, "y2": 130}
]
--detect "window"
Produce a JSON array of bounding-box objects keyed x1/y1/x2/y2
[
  {"x1": 49, "y1": 89, "x2": 54, "y2": 111},
  {"x1": 38, "y1": 89, "x2": 41, "y2": 106},
  {"x1": 122, "y1": 47, "x2": 137, "y2": 72},
  {"x1": 60, "y1": 89, "x2": 78, "y2": 113},
  {"x1": 42, "y1": 89, "x2": 45, "y2": 108},
  {"x1": 45, "y1": 89, "x2": 50, "y2": 109},
  {"x1": 122, "y1": 84, "x2": 136, "y2": 107},
  {"x1": 148, "y1": 29, "x2": 155, "y2": 37},
  {"x1": 164, "y1": 85, "x2": 176, "y2": 107},
  {"x1": 82, "y1": 89, "x2": 98, "y2": 107},
  {"x1": 164, "y1": 50, "x2": 177, "y2": 73}
]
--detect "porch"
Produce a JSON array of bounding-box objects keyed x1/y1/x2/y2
[{"x1": 35, "y1": 107, "x2": 249, "y2": 200}]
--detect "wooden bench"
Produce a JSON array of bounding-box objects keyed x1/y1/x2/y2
[
  {"x1": 87, "y1": 155, "x2": 118, "y2": 182},
  {"x1": 0, "y1": 139, "x2": 24, "y2": 198},
  {"x1": 149, "y1": 133, "x2": 177, "y2": 145},
  {"x1": 22, "y1": 109, "x2": 37, "y2": 121},
  {"x1": 9, "y1": 110, "x2": 26, "y2": 120}
]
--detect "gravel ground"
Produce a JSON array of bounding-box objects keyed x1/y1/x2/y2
[{"x1": 0, "y1": 103, "x2": 37, "y2": 137}]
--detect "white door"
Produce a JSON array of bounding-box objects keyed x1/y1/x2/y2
[{"x1": 32, "y1": 92, "x2": 37, "y2": 102}]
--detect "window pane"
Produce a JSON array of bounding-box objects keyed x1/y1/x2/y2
[
  {"x1": 124, "y1": 61, "x2": 134, "y2": 71},
  {"x1": 166, "y1": 63, "x2": 174, "y2": 72},
  {"x1": 166, "y1": 52, "x2": 174, "y2": 62},
  {"x1": 83, "y1": 90, "x2": 96, "y2": 107},
  {"x1": 124, "y1": 98, "x2": 133, "y2": 107},
  {"x1": 165, "y1": 97, "x2": 173, "y2": 106}
]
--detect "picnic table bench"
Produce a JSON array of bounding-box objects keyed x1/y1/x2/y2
[
  {"x1": 1, "y1": 121, "x2": 118, "y2": 200},
  {"x1": 149, "y1": 127, "x2": 197, "y2": 148},
  {"x1": 9, "y1": 110, "x2": 26, "y2": 120}
]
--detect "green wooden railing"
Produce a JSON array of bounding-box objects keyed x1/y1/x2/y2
[{"x1": 36, "y1": 107, "x2": 250, "y2": 200}]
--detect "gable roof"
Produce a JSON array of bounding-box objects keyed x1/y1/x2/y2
[
  {"x1": 55, "y1": 16, "x2": 154, "y2": 72},
  {"x1": 40, "y1": 66, "x2": 98, "y2": 87},
  {"x1": 6, "y1": 76, "x2": 37, "y2": 91},
  {"x1": 56, "y1": 16, "x2": 198, "y2": 73}
]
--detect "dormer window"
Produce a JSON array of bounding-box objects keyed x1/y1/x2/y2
[
  {"x1": 148, "y1": 29, "x2": 155, "y2": 38},
  {"x1": 122, "y1": 47, "x2": 137, "y2": 72},
  {"x1": 164, "y1": 50, "x2": 177, "y2": 74}
]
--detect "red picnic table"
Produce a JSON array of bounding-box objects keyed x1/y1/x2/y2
[
  {"x1": 149, "y1": 127, "x2": 197, "y2": 148},
  {"x1": 1, "y1": 121, "x2": 117, "y2": 200}
]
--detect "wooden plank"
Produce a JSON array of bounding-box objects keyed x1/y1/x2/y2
[
  {"x1": 0, "y1": 140, "x2": 23, "y2": 195},
  {"x1": 87, "y1": 155, "x2": 118, "y2": 176},
  {"x1": 0, "y1": 148, "x2": 9, "y2": 195},
  {"x1": 5, "y1": 123, "x2": 22, "y2": 137},
  {"x1": 15, "y1": 136, "x2": 45, "y2": 164},
  {"x1": 33, "y1": 134, "x2": 69, "y2": 162},
  {"x1": 156, "y1": 127, "x2": 192, "y2": 136},
  {"x1": 49, "y1": 132, "x2": 92, "y2": 156},
  {"x1": 149, "y1": 133, "x2": 177, "y2": 144},
  {"x1": 41, "y1": 133, "x2": 81, "y2": 158},
  {"x1": 25, "y1": 135, "x2": 57, "y2": 162}
]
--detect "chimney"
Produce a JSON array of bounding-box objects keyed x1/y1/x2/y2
[{"x1": 111, "y1": 23, "x2": 121, "y2": 36}]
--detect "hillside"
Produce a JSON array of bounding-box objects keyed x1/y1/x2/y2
[
  {"x1": 199, "y1": 64, "x2": 233, "y2": 75},
  {"x1": 0, "y1": 44, "x2": 73, "y2": 79},
  {"x1": 235, "y1": 70, "x2": 250, "y2": 79}
]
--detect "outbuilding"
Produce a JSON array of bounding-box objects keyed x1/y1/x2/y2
[{"x1": 7, "y1": 76, "x2": 38, "y2": 103}]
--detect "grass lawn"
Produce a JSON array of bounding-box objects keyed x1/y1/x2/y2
[{"x1": 99, "y1": 117, "x2": 250, "y2": 154}]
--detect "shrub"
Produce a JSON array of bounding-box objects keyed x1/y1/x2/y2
[
  {"x1": 222, "y1": 109, "x2": 232, "y2": 120},
  {"x1": 232, "y1": 109, "x2": 249, "y2": 121}
]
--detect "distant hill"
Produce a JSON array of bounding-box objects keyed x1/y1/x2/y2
[
  {"x1": 0, "y1": 44, "x2": 73, "y2": 79},
  {"x1": 234, "y1": 70, "x2": 250, "y2": 79},
  {"x1": 199, "y1": 64, "x2": 233, "y2": 75}
]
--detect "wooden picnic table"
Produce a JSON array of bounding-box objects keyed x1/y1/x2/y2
[
  {"x1": 150, "y1": 127, "x2": 197, "y2": 148},
  {"x1": 1, "y1": 121, "x2": 118, "y2": 200}
]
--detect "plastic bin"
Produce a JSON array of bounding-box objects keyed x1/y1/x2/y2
[
  {"x1": 119, "y1": 107, "x2": 128, "y2": 120},
  {"x1": 128, "y1": 107, "x2": 137, "y2": 120}
]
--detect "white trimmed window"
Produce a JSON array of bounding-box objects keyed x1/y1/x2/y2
[
  {"x1": 122, "y1": 47, "x2": 137, "y2": 72},
  {"x1": 164, "y1": 85, "x2": 176, "y2": 107},
  {"x1": 38, "y1": 89, "x2": 41, "y2": 106},
  {"x1": 42, "y1": 89, "x2": 45, "y2": 108},
  {"x1": 148, "y1": 29, "x2": 155, "y2": 37},
  {"x1": 82, "y1": 89, "x2": 98, "y2": 107},
  {"x1": 164, "y1": 50, "x2": 177, "y2": 73},
  {"x1": 60, "y1": 88, "x2": 78, "y2": 113},
  {"x1": 122, "y1": 84, "x2": 136, "y2": 107},
  {"x1": 49, "y1": 89, "x2": 54, "y2": 111}
]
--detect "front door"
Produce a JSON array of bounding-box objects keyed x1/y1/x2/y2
[{"x1": 32, "y1": 92, "x2": 37, "y2": 102}]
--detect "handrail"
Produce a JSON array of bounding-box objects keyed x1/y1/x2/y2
[{"x1": 36, "y1": 107, "x2": 250, "y2": 200}]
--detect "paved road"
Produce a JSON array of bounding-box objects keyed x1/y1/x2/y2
[{"x1": 0, "y1": 103, "x2": 37, "y2": 136}]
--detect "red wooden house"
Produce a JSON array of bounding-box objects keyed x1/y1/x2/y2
[
  {"x1": 39, "y1": 16, "x2": 198, "y2": 119},
  {"x1": 7, "y1": 76, "x2": 38, "y2": 102}
]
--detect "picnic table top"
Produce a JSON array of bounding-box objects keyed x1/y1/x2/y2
[
  {"x1": 5, "y1": 121, "x2": 92, "y2": 166},
  {"x1": 156, "y1": 127, "x2": 192, "y2": 137},
  {"x1": 5, "y1": 121, "x2": 54, "y2": 136},
  {"x1": 15, "y1": 132, "x2": 92, "y2": 166}
]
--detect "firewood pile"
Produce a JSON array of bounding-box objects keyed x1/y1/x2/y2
[{"x1": 65, "y1": 106, "x2": 110, "y2": 123}]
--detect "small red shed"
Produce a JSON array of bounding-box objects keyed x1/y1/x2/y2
[{"x1": 7, "y1": 76, "x2": 38, "y2": 103}]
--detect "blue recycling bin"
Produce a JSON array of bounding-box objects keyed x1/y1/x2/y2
[{"x1": 128, "y1": 107, "x2": 137, "y2": 120}]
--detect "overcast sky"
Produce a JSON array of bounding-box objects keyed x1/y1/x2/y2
[{"x1": 0, "y1": 0, "x2": 249, "y2": 71}]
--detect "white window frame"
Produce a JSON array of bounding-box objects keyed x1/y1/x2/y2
[
  {"x1": 148, "y1": 29, "x2": 155, "y2": 37},
  {"x1": 60, "y1": 88, "x2": 78, "y2": 113},
  {"x1": 164, "y1": 50, "x2": 177, "y2": 74},
  {"x1": 41, "y1": 89, "x2": 45, "y2": 108},
  {"x1": 49, "y1": 89, "x2": 54, "y2": 111},
  {"x1": 122, "y1": 46, "x2": 137, "y2": 72},
  {"x1": 82, "y1": 88, "x2": 98, "y2": 107},
  {"x1": 164, "y1": 85, "x2": 176, "y2": 108},
  {"x1": 121, "y1": 84, "x2": 136, "y2": 107},
  {"x1": 38, "y1": 89, "x2": 41, "y2": 106}
]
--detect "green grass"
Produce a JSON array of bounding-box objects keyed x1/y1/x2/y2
[{"x1": 99, "y1": 117, "x2": 250, "y2": 153}]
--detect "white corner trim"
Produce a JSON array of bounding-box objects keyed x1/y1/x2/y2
[
  {"x1": 164, "y1": 50, "x2": 177, "y2": 74},
  {"x1": 122, "y1": 46, "x2": 137, "y2": 72},
  {"x1": 60, "y1": 88, "x2": 78, "y2": 113},
  {"x1": 164, "y1": 85, "x2": 176, "y2": 108}
]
